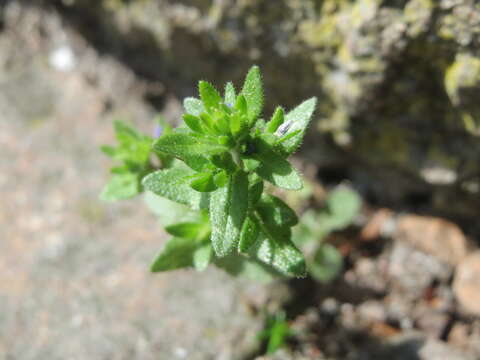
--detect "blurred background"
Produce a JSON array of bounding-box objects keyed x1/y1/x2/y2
[{"x1": 1, "y1": 0, "x2": 480, "y2": 359}]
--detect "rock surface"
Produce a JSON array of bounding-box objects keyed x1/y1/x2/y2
[
  {"x1": 395, "y1": 215, "x2": 469, "y2": 265},
  {"x1": 453, "y1": 252, "x2": 480, "y2": 315}
]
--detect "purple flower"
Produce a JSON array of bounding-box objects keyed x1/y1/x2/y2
[{"x1": 153, "y1": 124, "x2": 163, "y2": 138}]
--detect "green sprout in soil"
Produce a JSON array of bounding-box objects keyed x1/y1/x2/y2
[
  {"x1": 257, "y1": 311, "x2": 293, "y2": 355},
  {"x1": 101, "y1": 66, "x2": 317, "y2": 278}
]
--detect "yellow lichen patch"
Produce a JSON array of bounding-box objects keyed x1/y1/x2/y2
[
  {"x1": 445, "y1": 53, "x2": 480, "y2": 102},
  {"x1": 404, "y1": 0, "x2": 433, "y2": 37},
  {"x1": 445, "y1": 53, "x2": 480, "y2": 133}
]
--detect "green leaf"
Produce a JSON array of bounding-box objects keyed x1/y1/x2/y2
[
  {"x1": 184, "y1": 97, "x2": 205, "y2": 116},
  {"x1": 150, "y1": 237, "x2": 196, "y2": 272},
  {"x1": 100, "y1": 145, "x2": 116, "y2": 157},
  {"x1": 253, "y1": 138, "x2": 303, "y2": 190},
  {"x1": 193, "y1": 242, "x2": 213, "y2": 271},
  {"x1": 277, "y1": 97, "x2": 317, "y2": 155},
  {"x1": 165, "y1": 221, "x2": 210, "y2": 240},
  {"x1": 143, "y1": 192, "x2": 197, "y2": 227},
  {"x1": 238, "y1": 216, "x2": 259, "y2": 252},
  {"x1": 212, "y1": 110, "x2": 230, "y2": 134},
  {"x1": 242, "y1": 156, "x2": 261, "y2": 172},
  {"x1": 100, "y1": 173, "x2": 139, "y2": 201},
  {"x1": 190, "y1": 172, "x2": 218, "y2": 192},
  {"x1": 214, "y1": 170, "x2": 228, "y2": 188},
  {"x1": 250, "y1": 226, "x2": 306, "y2": 278},
  {"x1": 210, "y1": 171, "x2": 249, "y2": 257},
  {"x1": 199, "y1": 81, "x2": 222, "y2": 113},
  {"x1": 230, "y1": 113, "x2": 248, "y2": 138},
  {"x1": 261, "y1": 312, "x2": 291, "y2": 355},
  {"x1": 224, "y1": 82, "x2": 236, "y2": 107},
  {"x1": 153, "y1": 133, "x2": 226, "y2": 171},
  {"x1": 235, "y1": 94, "x2": 248, "y2": 116},
  {"x1": 248, "y1": 179, "x2": 264, "y2": 207},
  {"x1": 309, "y1": 244, "x2": 343, "y2": 283},
  {"x1": 142, "y1": 167, "x2": 208, "y2": 210},
  {"x1": 108, "y1": 120, "x2": 152, "y2": 165},
  {"x1": 266, "y1": 107, "x2": 285, "y2": 133},
  {"x1": 326, "y1": 187, "x2": 361, "y2": 230},
  {"x1": 182, "y1": 114, "x2": 204, "y2": 133},
  {"x1": 256, "y1": 194, "x2": 298, "y2": 227},
  {"x1": 114, "y1": 120, "x2": 143, "y2": 142},
  {"x1": 214, "y1": 254, "x2": 280, "y2": 282},
  {"x1": 210, "y1": 152, "x2": 237, "y2": 173},
  {"x1": 241, "y1": 65, "x2": 263, "y2": 122}
]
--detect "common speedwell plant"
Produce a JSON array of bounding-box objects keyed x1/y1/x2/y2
[{"x1": 102, "y1": 66, "x2": 317, "y2": 278}]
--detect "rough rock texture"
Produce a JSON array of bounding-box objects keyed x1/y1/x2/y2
[
  {"x1": 453, "y1": 251, "x2": 480, "y2": 315},
  {"x1": 35, "y1": 0, "x2": 480, "y2": 224}
]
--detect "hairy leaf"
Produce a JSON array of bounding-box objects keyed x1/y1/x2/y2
[
  {"x1": 199, "y1": 81, "x2": 222, "y2": 113},
  {"x1": 184, "y1": 97, "x2": 205, "y2": 116},
  {"x1": 253, "y1": 138, "x2": 303, "y2": 190},
  {"x1": 241, "y1": 66, "x2": 263, "y2": 122},
  {"x1": 210, "y1": 152, "x2": 237, "y2": 173},
  {"x1": 100, "y1": 173, "x2": 139, "y2": 201},
  {"x1": 150, "y1": 237, "x2": 196, "y2": 272},
  {"x1": 153, "y1": 133, "x2": 226, "y2": 171},
  {"x1": 213, "y1": 170, "x2": 228, "y2": 188},
  {"x1": 214, "y1": 254, "x2": 280, "y2": 282},
  {"x1": 190, "y1": 172, "x2": 218, "y2": 192},
  {"x1": 235, "y1": 94, "x2": 248, "y2": 116},
  {"x1": 182, "y1": 114, "x2": 204, "y2": 133},
  {"x1": 165, "y1": 221, "x2": 210, "y2": 240},
  {"x1": 193, "y1": 242, "x2": 213, "y2": 271},
  {"x1": 142, "y1": 167, "x2": 208, "y2": 210},
  {"x1": 251, "y1": 222, "x2": 306, "y2": 278},
  {"x1": 238, "y1": 216, "x2": 260, "y2": 253},
  {"x1": 224, "y1": 82, "x2": 236, "y2": 107},
  {"x1": 266, "y1": 107, "x2": 285, "y2": 133},
  {"x1": 256, "y1": 194, "x2": 298, "y2": 227},
  {"x1": 210, "y1": 171, "x2": 249, "y2": 257},
  {"x1": 277, "y1": 97, "x2": 317, "y2": 155},
  {"x1": 248, "y1": 179, "x2": 264, "y2": 207}
]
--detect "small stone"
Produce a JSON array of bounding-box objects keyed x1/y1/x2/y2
[
  {"x1": 395, "y1": 215, "x2": 468, "y2": 265},
  {"x1": 357, "y1": 300, "x2": 386, "y2": 323},
  {"x1": 414, "y1": 308, "x2": 450, "y2": 339},
  {"x1": 389, "y1": 242, "x2": 452, "y2": 298},
  {"x1": 448, "y1": 322, "x2": 470, "y2": 349},
  {"x1": 453, "y1": 252, "x2": 480, "y2": 315},
  {"x1": 373, "y1": 332, "x2": 475, "y2": 360}
]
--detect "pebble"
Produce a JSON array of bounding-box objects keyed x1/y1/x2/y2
[
  {"x1": 453, "y1": 252, "x2": 480, "y2": 315},
  {"x1": 395, "y1": 215, "x2": 468, "y2": 266},
  {"x1": 389, "y1": 242, "x2": 451, "y2": 298}
]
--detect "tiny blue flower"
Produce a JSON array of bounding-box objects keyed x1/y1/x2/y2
[{"x1": 153, "y1": 125, "x2": 163, "y2": 138}]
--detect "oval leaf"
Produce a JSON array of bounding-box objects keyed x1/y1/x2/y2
[
  {"x1": 210, "y1": 171, "x2": 249, "y2": 257},
  {"x1": 241, "y1": 65, "x2": 264, "y2": 122}
]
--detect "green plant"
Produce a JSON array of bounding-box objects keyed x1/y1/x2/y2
[
  {"x1": 257, "y1": 311, "x2": 293, "y2": 355},
  {"x1": 102, "y1": 66, "x2": 317, "y2": 278},
  {"x1": 294, "y1": 187, "x2": 361, "y2": 283}
]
